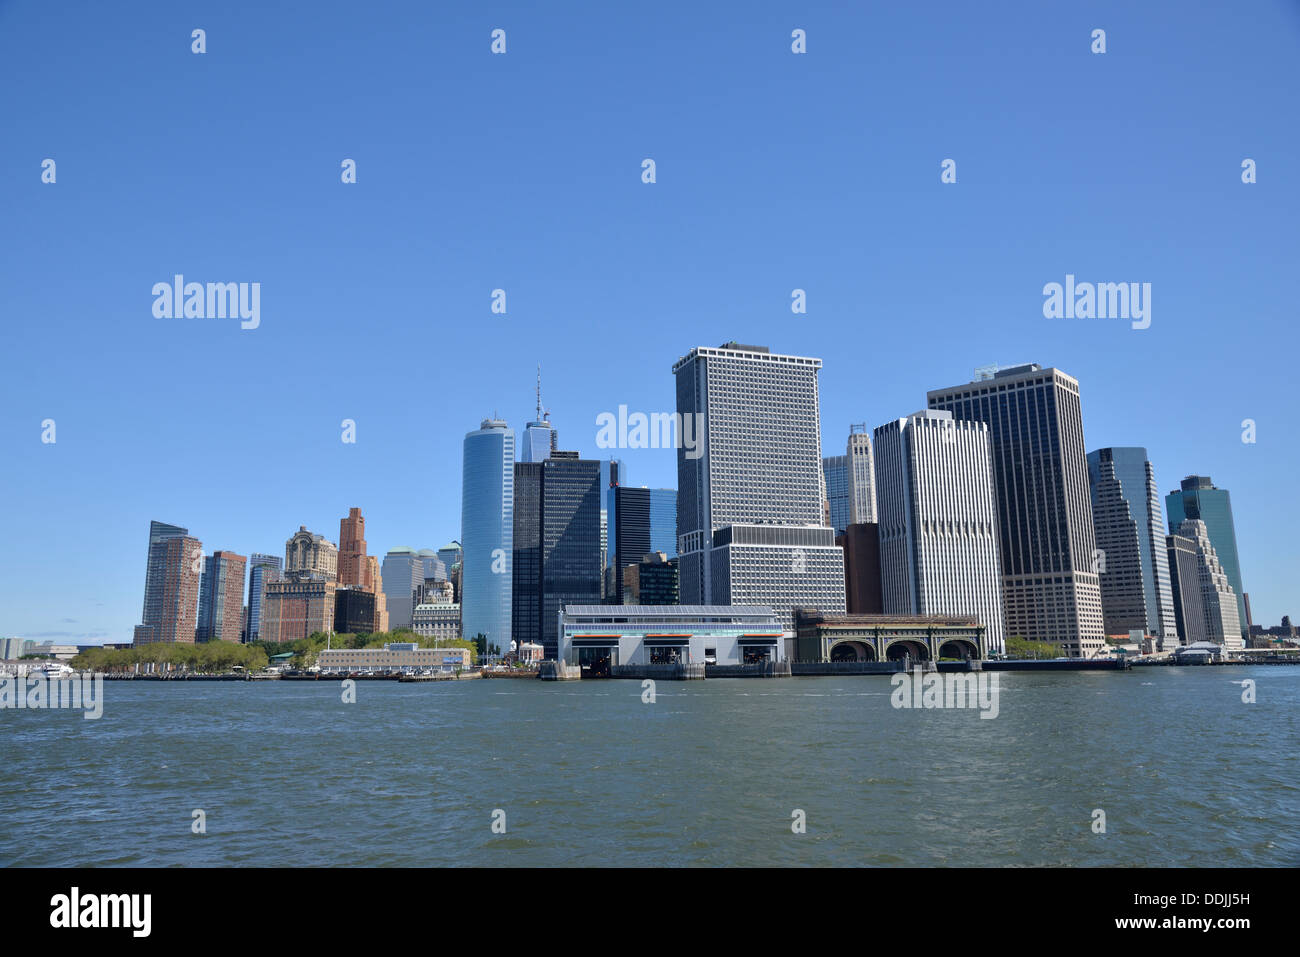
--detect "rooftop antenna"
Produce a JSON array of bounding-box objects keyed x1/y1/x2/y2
[{"x1": 536, "y1": 364, "x2": 543, "y2": 421}]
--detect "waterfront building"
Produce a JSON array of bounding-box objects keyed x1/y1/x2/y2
[
  {"x1": 674, "y1": 342, "x2": 846, "y2": 633},
  {"x1": 461, "y1": 418, "x2": 515, "y2": 653},
  {"x1": 559, "y1": 604, "x2": 783, "y2": 676},
  {"x1": 606, "y1": 485, "x2": 676, "y2": 603},
  {"x1": 838, "y1": 523, "x2": 883, "y2": 614},
  {"x1": 317, "y1": 642, "x2": 470, "y2": 675},
  {"x1": 381, "y1": 547, "x2": 423, "y2": 630},
  {"x1": 195, "y1": 550, "x2": 247, "y2": 643},
  {"x1": 512, "y1": 452, "x2": 603, "y2": 658},
  {"x1": 245, "y1": 553, "x2": 283, "y2": 643},
  {"x1": 0, "y1": 637, "x2": 28, "y2": 659},
  {"x1": 1173, "y1": 519, "x2": 1243, "y2": 651},
  {"x1": 793, "y1": 608, "x2": 988, "y2": 661},
  {"x1": 284, "y1": 526, "x2": 338, "y2": 581},
  {"x1": 927, "y1": 364, "x2": 1105, "y2": 657},
  {"x1": 873, "y1": 410, "x2": 1006, "y2": 654},
  {"x1": 259, "y1": 573, "x2": 337, "y2": 643},
  {"x1": 134, "y1": 521, "x2": 203, "y2": 645},
  {"x1": 1165, "y1": 476, "x2": 1248, "y2": 637},
  {"x1": 1087, "y1": 448, "x2": 1179, "y2": 648},
  {"x1": 412, "y1": 602, "x2": 462, "y2": 644}
]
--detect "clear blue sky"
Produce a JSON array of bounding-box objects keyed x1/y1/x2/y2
[{"x1": 2, "y1": 0, "x2": 1297, "y2": 643}]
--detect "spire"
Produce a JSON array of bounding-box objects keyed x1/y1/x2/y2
[{"x1": 536, "y1": 363, "x2": 542, "y2": 420}]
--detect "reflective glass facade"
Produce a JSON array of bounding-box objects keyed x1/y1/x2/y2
[
  {"x1": 461, "y1": 419, "x2": 515, "y2": 650},
  {"x1": 1165, "y1": 476, "x2": 1247, "y2": 635}
]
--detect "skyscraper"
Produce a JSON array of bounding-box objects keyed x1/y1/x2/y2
[
  {"x1": 134, "y1": 521, "x2": 203, "y2": 645},
  {"x1": 847, "y1": 425, "x2": 878, "y2": 526},
  {"x1": 1165, "y1": 476, "x2": 1247, "y2": 637},
  {"x1": 196, "y1": 550, "x2": 247, "y2": 643},
  {"x1": 1166, "y1": 532, "x2": 1207, "y2": 647},
  {"x1": 1173, "y1": 518, "x2": 1243, "y2": 650},
  {"x1": 674, "y1": 342, "x2": 846, "y2": 631},
  {"x1": 512, "y1": 452, "x2": 604, "y2": 657},
  {"x1": 381, "y1": 547, "x2": 423, "y2": 630},
  {"x1": 519, "y1": 365, "x2": 557, "y2": 464},
  {"x1": 606, "y1": 485, "x2": 677, "y2": 603},
  {"x1": 1087, "y1": 447, "x2": 1179, "y2": 646},
  {"x1": 822, "y1": 454, "x2": 850, "y2": 536},
  {"x1": 461, "y1": 418, "x2": 515, "y2": 652},
  {"x1": 337, "y1": 507, "x2": 369, "y2": 588},
  {"x1": 245, "y1": 553, "x2": 282, "y2": 643},
  {"x1": 873, "y1": 410, "x2": 1005, "y2": 655},
  {"x1": 285, "y1": 526, "x2": 338, "y2": 581},
  {"x1": 927, "y1": 364, "x2": 1105, "y2": 657}
]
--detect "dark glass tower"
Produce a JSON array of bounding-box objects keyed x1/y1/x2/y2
[
  {"x1": 927, "y1": 364, "x2": 1105, "y2": 657},
  {"x1": 607, "y1": 485, "x2": 677, "y2": 603},
  {"x1": 512, "y1": 453, "x2": 603, "y2": 658}
]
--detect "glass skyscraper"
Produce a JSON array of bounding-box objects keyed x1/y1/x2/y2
[
  {"x1": 822, "y1": 455, "x2": 849, "y2": 535},
  {"x1": 461, "y1": 418, "x2": 515, "y2": 653},
  {"x1": 1087, "y1": 447, "x2": 1179, "y2": 646},
  {"x1": 512, "y1": 453, "x2": 603, "y2": 658},
  {"x1": 245, "y1": 553, "x2": 282, "y2": 642},
  {"x1": 1165, "y1": 476, "x2": 1247, "y2": 636},
  {"x1": 607, "y1": 485, "x2": 677, "y2": 603}
]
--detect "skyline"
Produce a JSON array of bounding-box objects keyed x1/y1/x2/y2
[{"x1": 3, "y1": 1, "x2": 1298, "y2": 642}]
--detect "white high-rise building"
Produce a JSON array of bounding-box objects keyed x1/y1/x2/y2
[
  {"x1": 674, "y1": 342, "x2": 845, "y2": 634},
  {"x1": 874, "y1": 410, "x2": 1005, "y2": 655},
  {"x1": 1176, "y1": 519, "x2": 1242, "y2": 651},
  {"x1": 846, "y1": 426, "x2": 877, "y2": 525}
]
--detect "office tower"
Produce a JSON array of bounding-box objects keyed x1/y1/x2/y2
[
  {"x1": 245, "y1": 553, "x2": 283, "y2": 643},
  {"x1": 519, "y1": 365, "x2": 556, "y2": 464},
  {"x1": 674, "y1": 342, "x2": 846, "y2": 631},
  {"x1": 1166, "y1": 476, "x2": 1247, "y2": 636},
  {"x1": 606, "y1": 485, "x2": 677, "y2": 603},
  {"x1": 873, "y1": 410, "x2": 1006, "y2": 654},
  {"x1": 334, "y1": 587, "x2": 377, "y2": 635},
  {"x1": 1173, "y1": 519, "x2": 1243, "y2": 650},
  {"x1": 437, "y1": 541, "x2": 463, "y2": 573},
  {"x1": 337, "y1": 508, "x2": 369, "y2": 587},
  {"x1": 512, "y1": 452, "x2": 604, "y2": 657},
  {"x1": 927, "y1": 364, "x2": 1105, "y2": 657},
  {"x1": 822, "y1": 455, "x2": 850, "y2": 536},
  {"x1": 1166, "y1": 533, "x2": 1206, "y2": 647},
  {"x1": 418, "y1": 549, "x2": 447, "y2": 582},
  {"x1": 847, "y1": 425, "x2": 878, "y2": 525},
  {"x1": 260, "y1": 573, "x2": 337, "y2": 643},
  {"x1": 461, "y1": 418, "x2": 515, "y2": 652},
  {"x1": 627, "y1": 552, "x2": 679, "y2": 605},
  {"x1": 599, "y1": 459, "x2": 623, "y2": 593},
  {"x1": 134, "y1": 521, "x2": 203, "y2": 645},
  {"x1": 1087, "y1": 448, "x2": 1179, "y2": 646},
  {"x1": 196, "y1": 551, "x2": 247, "y2": 643},
  {"x1": 838, "y1": 523, "x2": 883, "y2": 614},
  {"x1": 381, "y1": 547, "x2": 423, "y2": 630},
  {"x1": 366, "y1": 555, "x2": 389, "y2": 632},
  {"x1": 285, "y1": 526, "x2": 338, "y2": 581}
]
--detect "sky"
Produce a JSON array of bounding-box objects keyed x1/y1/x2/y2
[{"x1": 2, "y1": 0, "x2": 1298, "y2": 644}]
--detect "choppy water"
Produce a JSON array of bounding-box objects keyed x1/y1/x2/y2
[{"x1": 2, "y1": 668, "x2": 1297, "y2": 866}]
